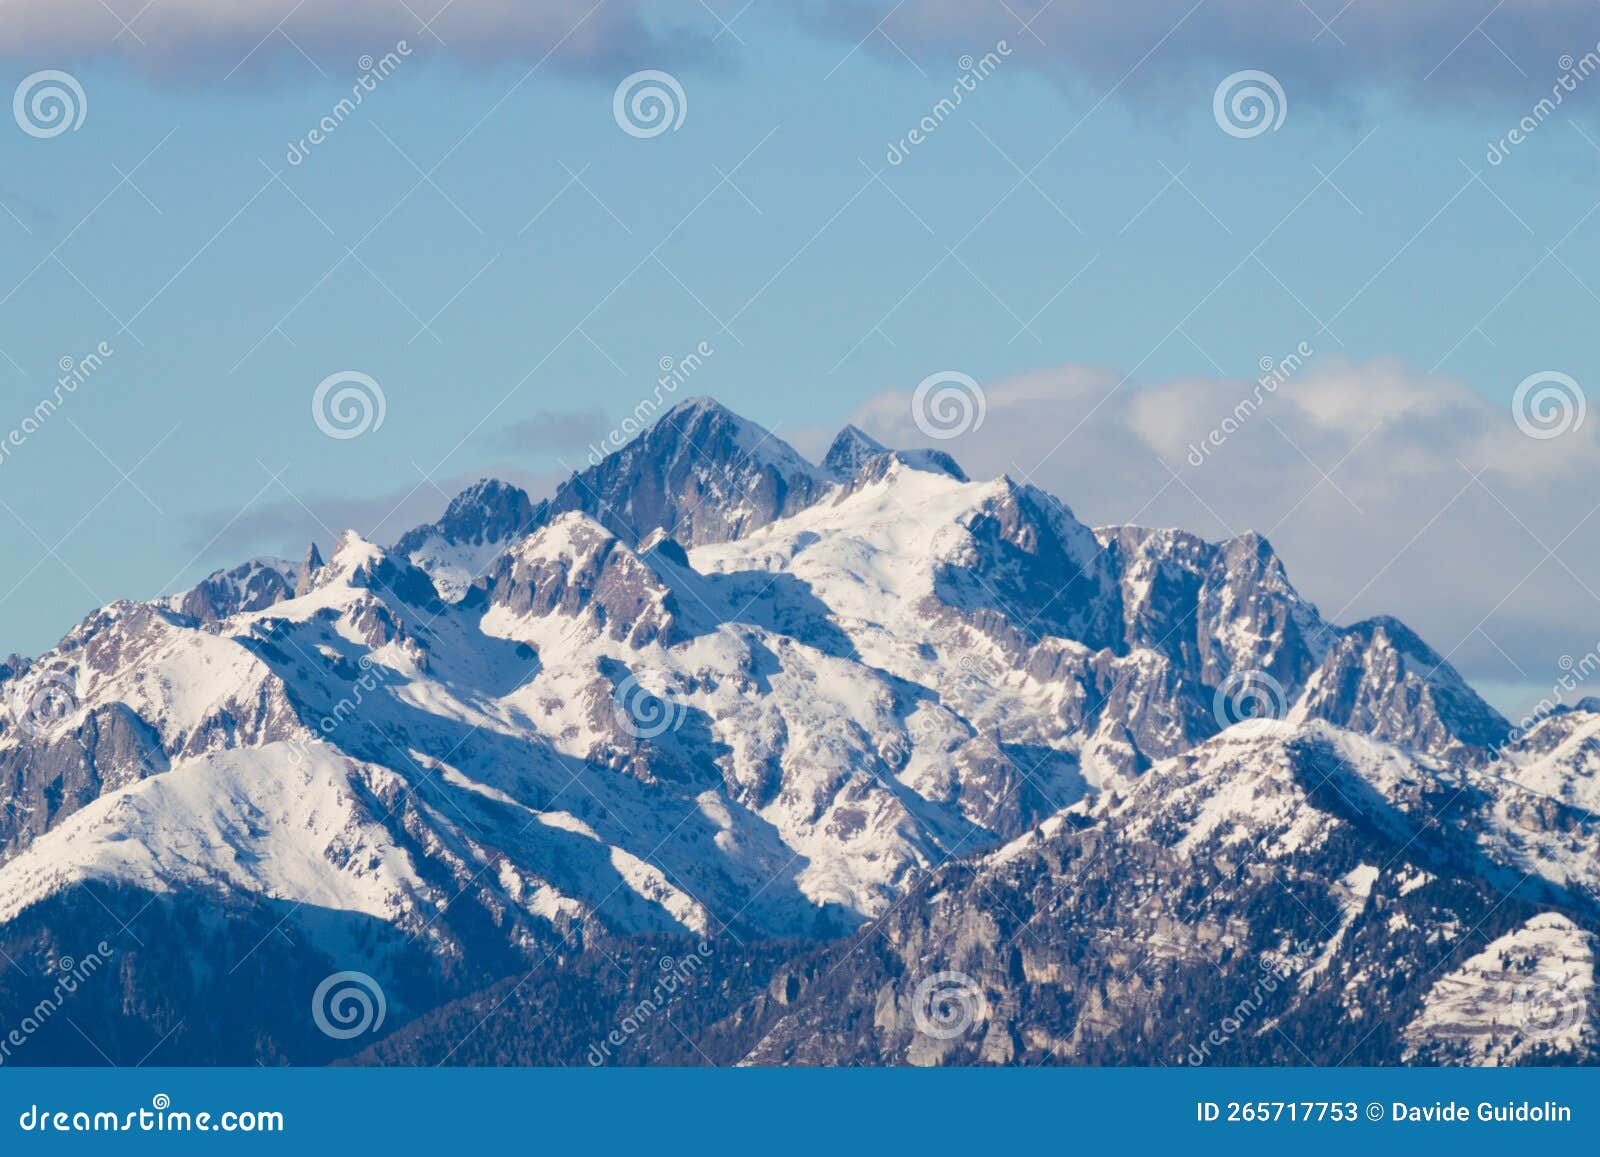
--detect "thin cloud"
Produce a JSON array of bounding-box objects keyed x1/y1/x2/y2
[
  {"x1": 487, "y1": 409, "x2": 609, "y2": 456},
  {"x1": 180, "y1": 464, "x2": 562, "y2": 569},
  {"x1": 805, "y1": 0, "x2": 1600, "y2": 101},
  {"x1": 0, "y1": 0, "x2": 721, "y2": 81}
]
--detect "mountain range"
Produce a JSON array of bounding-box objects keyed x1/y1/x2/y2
[{"x1": 0, "y1": 395, "x2": 1596, "y2": 1067}]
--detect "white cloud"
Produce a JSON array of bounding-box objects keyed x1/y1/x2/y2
[
  {"x1": 0, "y1": 0, "x2": 714, "y2": 78},
  {"x1": 839, "y1": 357, "x2": 1600, "y2": 716}
]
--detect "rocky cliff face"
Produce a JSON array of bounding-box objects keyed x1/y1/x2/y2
[{"x1": 1294, "y1": 616, "x2": 1512, "y2": 755}]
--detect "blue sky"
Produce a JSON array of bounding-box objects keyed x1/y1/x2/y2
[{"x1": 3, "y1": 1, "x2": 1600, "y2": 713}]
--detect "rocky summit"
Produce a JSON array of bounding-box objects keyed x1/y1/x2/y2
[{"x1": 0, "y1": 397, "x2": 1593, "y2": 1067}]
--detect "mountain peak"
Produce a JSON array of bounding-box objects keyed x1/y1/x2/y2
[
  {"x1": 1296, "y1": 613, "x2": 1510, "y2": 752},
  {"x1": 822, "y1": 422, "x2": 967, "y2": 484},
  {"x1": 452, "y1": 476, "x2": 525, "y2": 506},
  {"x1": 648, "y1": 397, "x2": 819, "y2": 474},
  {"x1": 328, "y1": 530, "x2": 386, "y2": 572},
  {"x1": 661, "y1": 394, "x2": 733, "y2": 421},
  {"x1": 542, "y1": 396, "x2": 829, "y2": 548},
  {"x1": 396, "y1": 478, "x2": 536, "y2": 554},
  {"x1": 294, "y1": 542, "x2": 325, "y2": 596},
  {"x1": 1343, "y1": 615, "x2": 1436, "y2": 661},
  {"x1": 822, "y1": 425, "x2": 886, "y2": 477},
  {"x1": 295, "y1": 531, "x2": 441, "y2": 611},
  {"x1": 173, "y1": 557, "x2": 298, "y2": 625},
  {"x1": 392, "y1": 478, "x2": 539, "y2": 603}
]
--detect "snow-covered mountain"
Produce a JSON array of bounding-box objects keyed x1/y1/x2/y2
[{"x1": 0, "y1": 396, "x2": 1591, "y2": 1067}]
